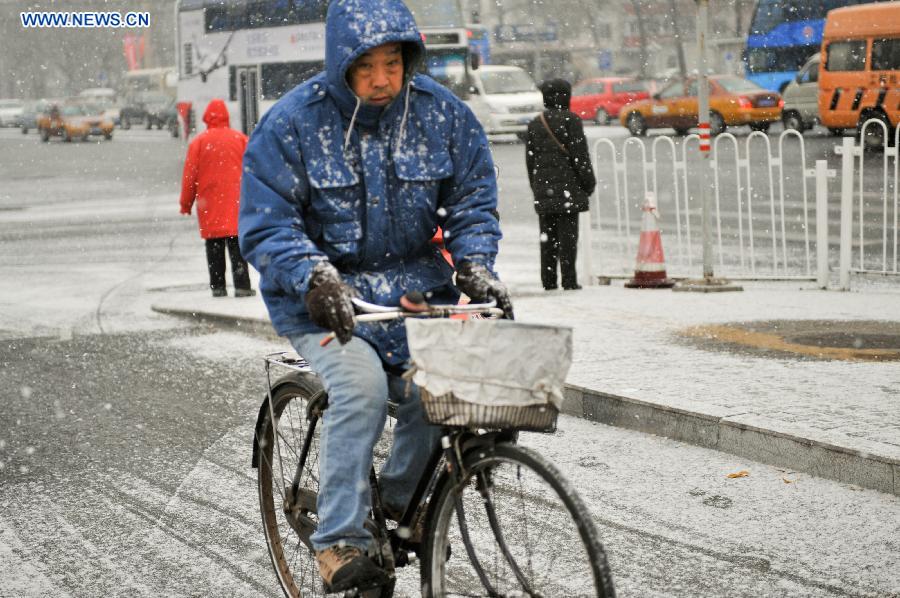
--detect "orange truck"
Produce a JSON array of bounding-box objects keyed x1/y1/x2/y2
[{"x1": 818, "y1": 2, "x2": 900, "y2": 148}]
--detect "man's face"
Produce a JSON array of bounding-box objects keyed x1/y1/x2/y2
[{"x1": 347, "y1": 42, "x2": 404, "y2": 106}]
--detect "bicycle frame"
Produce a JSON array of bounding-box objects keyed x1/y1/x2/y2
[{"x1": 253, "y1": 349, "x2": 525, "y2": 575}]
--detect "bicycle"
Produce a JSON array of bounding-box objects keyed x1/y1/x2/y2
[{"x1": 251, "y1": 296, "x2": 616, "y2": 597}]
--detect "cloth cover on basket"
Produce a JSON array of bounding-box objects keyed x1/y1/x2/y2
[{"x1": 405, "y1": 319, "x2": 573, "y2": 409}]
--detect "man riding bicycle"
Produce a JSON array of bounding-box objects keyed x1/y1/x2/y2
[{"x1": 238, "y1": 0, "x2": 513, "y2": 592}]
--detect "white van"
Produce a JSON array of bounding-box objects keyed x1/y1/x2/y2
[
  {"x1": 444, "y1": 65, "x2": 543, "y2": 139},
  {"x1": 78, "y1": 88, "x2": 121, "y2": 124},
  {"x1": 78, "y1": 87, "x2": 116, "y2": 102},
  {"x1": 781, "y1": 54, "x2": 820, "y2": 132},
  {"x1": 0, "y1": 99, "x2": 24, "y2": 127}
]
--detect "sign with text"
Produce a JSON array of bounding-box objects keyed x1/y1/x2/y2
[{"x1": 494, "y1": 23, "x2": 557, "y2": 43}]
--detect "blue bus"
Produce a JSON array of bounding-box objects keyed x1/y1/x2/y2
[{"x1": 744, "y1": 0, "x2": 891, "y2": 92}]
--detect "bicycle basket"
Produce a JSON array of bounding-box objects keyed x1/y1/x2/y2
[{"x1": 405, "y1": 319, "x2": 572, "y2": 432}]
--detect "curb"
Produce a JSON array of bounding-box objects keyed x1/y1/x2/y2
[
  {"x1": 150, "y1": 304, "x2": 281, "y2": 340},
  {"x1": 561, "y1": 385, "x2": 899, "y2": 497},
  {"x1": 152, "y1": 303, "x2": 899, "y2": 497}
]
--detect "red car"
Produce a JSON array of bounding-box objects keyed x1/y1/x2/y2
[{"x1": 571, "y1": 77, "x2": 651, "y2": 125}]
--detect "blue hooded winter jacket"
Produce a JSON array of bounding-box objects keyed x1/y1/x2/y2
[{"x1": 238, "y1": 0, "x2": 501, "y2": 365}]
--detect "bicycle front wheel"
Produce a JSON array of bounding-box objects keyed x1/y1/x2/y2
[
  {"x1": 423, "y1": 442, "x2": 615, "y2": 597},
  {"x1": 257, "y1": 374, "x2": 327, "y2": 598}
]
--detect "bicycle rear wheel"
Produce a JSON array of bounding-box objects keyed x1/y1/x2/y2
[
  {"x1": 423, "y1": 442, "x2": 615, "y2": 597},
  {"x1": 257, "y1": 374, "x2": 327, "y2": 598}
]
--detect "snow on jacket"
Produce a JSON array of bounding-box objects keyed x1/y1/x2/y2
[
  {"x1": 525, "y1": 79, "x2": 596, "y2": 215},
  {"x1": 238, "y1": 0, "x2": 501, "y2": 365},
  {"x1": 179, "y1": 99, "x2": 249, "y2": 239}
]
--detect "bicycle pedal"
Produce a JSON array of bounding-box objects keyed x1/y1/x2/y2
[
  {"x1": 393, "y1": 549, "x2": 417, "y2": 568},
  {"x1": 340, "y1": 581, "x2": 393, "y2": 598}
]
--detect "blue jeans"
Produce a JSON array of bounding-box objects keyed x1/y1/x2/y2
[{"x1": 288, "y1": 332, "x2": 442, "y2": 552}]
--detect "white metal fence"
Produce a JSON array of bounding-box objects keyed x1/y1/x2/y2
[
  {"x1": 582, "y1": 124, "x2": 900, "y2": 290},
  {"x1": 836, "y1": 120, "x2": 900, "y2": 290}
]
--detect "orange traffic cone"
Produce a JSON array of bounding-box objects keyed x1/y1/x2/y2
[{"x1": 625, "y1": 198, "x2": 675, "y2": 289}]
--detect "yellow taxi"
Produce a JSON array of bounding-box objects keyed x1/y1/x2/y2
[
  {"x1": 37, "y1": 102, "x2": 113, "y2": 142},
  {"x1": 619, "y1": 75, "x2": 783, "y2": 136}
]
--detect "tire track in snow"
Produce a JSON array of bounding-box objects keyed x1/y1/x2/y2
[{"x1": 0, "y1": 515, "x2": 71, "y2": 597}]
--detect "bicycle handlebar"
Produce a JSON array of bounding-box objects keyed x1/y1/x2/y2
[
  {"x1": 319, "y1": 296, "x2": 504, "y2": 346},
  {"x1": 351, "y1": 297, "x2": 503, "y2": 320}
]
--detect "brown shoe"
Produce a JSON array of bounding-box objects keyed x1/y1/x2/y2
[{"x1": 315, "y1": 544, "x2": 389, "y2": 593}]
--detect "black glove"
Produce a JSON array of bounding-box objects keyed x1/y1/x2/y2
[
  {"x1": 304, "y1": 261, "x2": 356, "y2": 345},
  {"x1": 455, "y1": 261, "x2": 515, "y2": 320}
]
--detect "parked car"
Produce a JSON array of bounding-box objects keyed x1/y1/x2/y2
[
  {"x1": 118, "y1": 95, "x2": 142, "y2": 129},
  {"x1": 571, "y1": 77, "x2": 650, "y2": 125},
  {"x1": 120, "y1": 91, "x2": 174, "y2": 130},
  {"x1": 619, "y1": 75, "x2": 783, "y2": 136},
  {"x1": 0, "y1": 99, "x2": 24, "y2": 127},
  {"x1": 17, "y1": 99, "x2": 50, "y2": 134},
  {"x1": 146, "y1": 96, "x2": 179, "y2": 133},
  {"x1": 462, "y1": 65, "x2": 544, "y2": 140},
  {"x1": 781, "y1": 54, "x2": 824, "y2": 133}
]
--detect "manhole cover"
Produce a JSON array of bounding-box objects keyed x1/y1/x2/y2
[{"x1": 680, "y1": 320, "x2": 900, "y2": 361}]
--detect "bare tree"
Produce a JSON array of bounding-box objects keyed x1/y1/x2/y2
[
  {"x1": 666, "y1": 0, "x2": 687, "y2": 78},
  {"x1": 576, "y1": 0, "x2": 610, "y2": 49},
  {"x1": 629, "y1": 0, "x2": 649, "y2": 79},
  {"x1": 736, "y1": 0, "x2": 746, "y2": 37}
]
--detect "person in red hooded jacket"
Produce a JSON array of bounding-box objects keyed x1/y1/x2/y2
[{"x1": 179, "y1": 99, "x2": 255, "y2": 297}]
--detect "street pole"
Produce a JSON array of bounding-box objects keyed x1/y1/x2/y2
[
  {"x1": 674, "y1": 0, "x2": 742, "y2": 293},
  {"x1": 697, "y1": 0, "x2": 713, "y2": 279}
]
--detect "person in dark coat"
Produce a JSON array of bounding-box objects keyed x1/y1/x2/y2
[
  {"x1": 179, "y1": 99, "x2": 255, "y2": 298},
  {"x1": 238, "y1": 0, "x2": 512, "y2": 591},
  {"x1": 525, "y1": 78, "x2": 596, "y2": 290}
]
